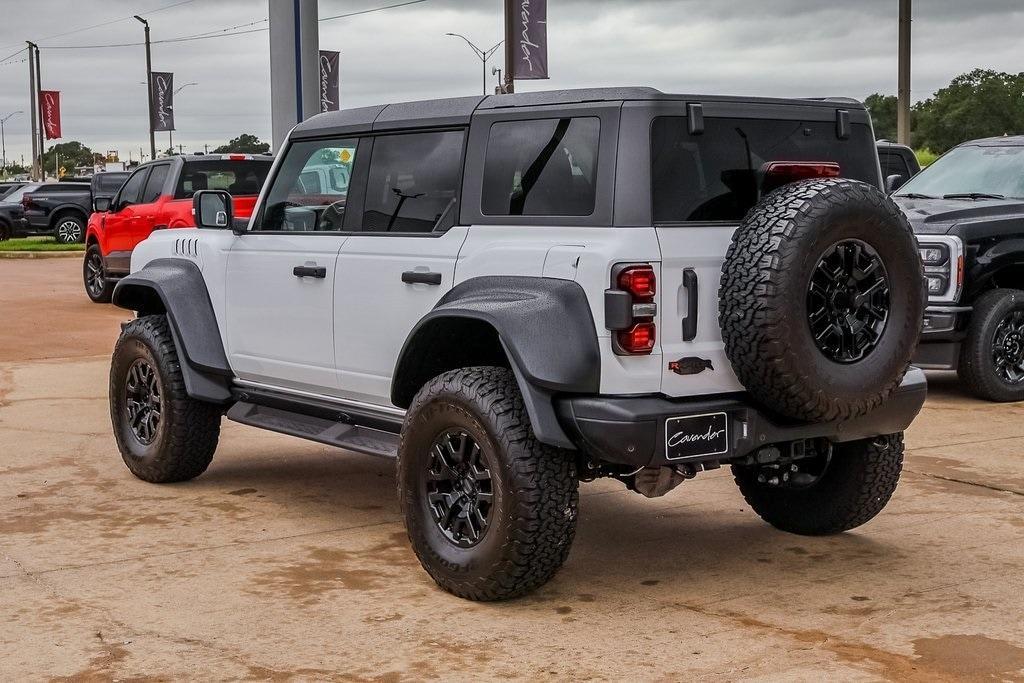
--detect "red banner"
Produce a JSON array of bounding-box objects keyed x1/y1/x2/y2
[{"x1": 39, "y1": 90, "x2": 61, "y2": 140}]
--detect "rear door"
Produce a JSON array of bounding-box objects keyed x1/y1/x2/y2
[{"x1": 650, "y1": 111, "x2": 881, "y2": 398}]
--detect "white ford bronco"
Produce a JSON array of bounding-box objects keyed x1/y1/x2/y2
[{"x1": 109, "y1": 88, "x2": 927, "y2": 601}]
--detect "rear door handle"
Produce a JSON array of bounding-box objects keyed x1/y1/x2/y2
[
  {"x1": 401, "y1": 270, "x2": 442, "y2": 286},
  {"x1": 293, "y1": 265, "x2": 327, "y2": 279},
  {"x1": 682, "y1": 268, "x2": 699, "y2": 341}
]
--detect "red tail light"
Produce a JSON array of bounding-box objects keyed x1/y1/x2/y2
[
  {"x1": 21, "y1": 195, "x2": 31, "y2": 210},
  {"x1": 617, "y1": 265, "x2": 656, "y2": 300},
  {"x1": 617, "y1": 322, "x2": 656, "y2": 354},
  {"x1": 761, "y1": 161, "x2": 841, "y2": 193}
]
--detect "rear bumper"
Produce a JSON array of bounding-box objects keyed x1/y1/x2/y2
[{"x1": 555, "y1": 367, "x2": 927, "y2": 469}]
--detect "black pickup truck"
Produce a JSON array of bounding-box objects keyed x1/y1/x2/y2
[
  {"x1": 19, "y1": 172, "x2": 129, "y2": 243},
  {"x1": 894, "y1": 135, "x2": 1024, "y2": 401}
]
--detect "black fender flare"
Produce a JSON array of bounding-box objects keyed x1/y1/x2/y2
[
  {"x1": 48, "y1": 205, "x2": 89, "y2": 229},
  {"x1": 393, "y1": 276, "x2": 601, "y2": 449},
  {"x1": 111, "y1": 258, "x2": 233, "y2": 404}
]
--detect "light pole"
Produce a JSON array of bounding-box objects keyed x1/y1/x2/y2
[
  {"x1": 134, "y1": 15, "x2": 156, "y2": 161},
  {"x1": 1, "y1": 111, "x2": 23, "y2": 175},
  {"x1": 169, "y1": 81, "x2": 197, "y2": 153},
  {"x1": 445, "y1": 33, "x2": 503, "y2": 95}
]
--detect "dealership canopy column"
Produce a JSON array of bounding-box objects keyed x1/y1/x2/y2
[{"x1": 268, "y1": 0, "x2": 320, "y2": 151}]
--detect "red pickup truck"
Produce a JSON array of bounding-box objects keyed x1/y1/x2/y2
[{"x1": 84, "y1": 154, "x2": 273, "y2": 302}]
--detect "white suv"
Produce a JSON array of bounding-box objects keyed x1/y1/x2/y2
[{"x1": 108, "y1": 88, "x2": 926, "y2": 601}]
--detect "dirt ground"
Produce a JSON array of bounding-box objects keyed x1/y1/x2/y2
[{"x1": 2, "y1": 258, "x2": 1024, "y2": 682}]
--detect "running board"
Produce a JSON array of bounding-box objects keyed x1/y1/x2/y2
[{"x1": 226, "y1": 401, "x2": 399, "y2": 459}]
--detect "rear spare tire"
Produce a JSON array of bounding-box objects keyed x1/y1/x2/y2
[{"x1": 719, "y1": 178, "x2": 923, "y2": 422}]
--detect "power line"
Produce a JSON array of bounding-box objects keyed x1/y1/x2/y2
[
  {"x1": 321, "y1": 0, "x2": 429, "y2": 22},
  {"x1": 0, "y1": 46, "x2": 28, "y2": 65}
]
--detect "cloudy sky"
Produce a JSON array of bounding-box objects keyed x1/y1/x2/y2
[{"x1": 0, "y1": 0, "x2": 1022, "y2": 165}]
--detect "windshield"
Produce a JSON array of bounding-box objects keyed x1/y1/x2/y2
[
  {"x1": 2, "y1": 184, "x2": 38, "y2": 204},
  {"x1": 897, "y1": 145, "x2": 1024, "y2": 199}
]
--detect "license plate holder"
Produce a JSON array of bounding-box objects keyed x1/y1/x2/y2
[{"x1": 665, "y1": 412, "x2": 729, "y2": 461}]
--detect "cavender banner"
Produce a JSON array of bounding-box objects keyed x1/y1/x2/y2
[
  {"x1": 319, "y1": 50, "x2": 340, "y2": 112},
  {"x1": 39, "y1": 90, "x2": 61, "y2": 140},
  {"x1": 513, "y1": 0, "x2": 548, "y2": 80},
  {"x1": 150, "y1": 72, "x2": 175, "y2": 132}
]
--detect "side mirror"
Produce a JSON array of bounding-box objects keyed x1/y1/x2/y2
[
  {"x1": 885, "y1": 174, "x2": 907, "y2": 194},
  {"x1": 93, "y1": 196, "x2": 112, "y2": 213},
  {"x1": 192, "y1": 190, "x2": 234, "y2": 230}
]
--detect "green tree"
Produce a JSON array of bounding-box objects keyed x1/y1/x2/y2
[
  {"x1": 213, "y1": 133, "x2": 270, "y2": 154},
  {"x1": 912, "y1": 69, "x2": 1024, "y2": 153},
  {"x1": 2, "y1": 162, "x2": 28, "y2": 177},
  {"x1": 42, "y1": 141, "x2": 95, "y2": 176},
  {"x1": 864, "y1": 93, "x2": 899, "y2": 141}
]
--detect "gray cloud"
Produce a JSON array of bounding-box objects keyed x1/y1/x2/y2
[{"x1": 0, "y1": 0, "x2": 1021, "y2": 163}]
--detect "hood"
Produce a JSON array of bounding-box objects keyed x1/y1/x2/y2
[{"x1": 893, "y1": 196, "x2": 1024, "y2": 236}]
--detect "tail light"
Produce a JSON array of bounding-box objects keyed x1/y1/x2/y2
[
  {"x1": 21, "y1": 194, "x2": 31, "y2": 210},
  {"x1": 607, "y1": 264, "x2": 657, "y2": 355},
  {"x1": 761, "y1": 161, "x2": 841, "y2": 194}
]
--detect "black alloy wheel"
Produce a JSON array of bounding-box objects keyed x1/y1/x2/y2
[
  {"x1": 992, "y1": 309, "x2": 1024, "y2": 385},
  {"x1": 807, "y1": 239, "x2": 891, "y2": 363},
  {"x1": 85, "y1": 249, "x2": 105, "y2": 298},
  {"x1": 124, "y1": 358, "x2": 162, "y2": 446},
  {"x1": 425, "y1": 429, "x2": 494, "y2": 548}
]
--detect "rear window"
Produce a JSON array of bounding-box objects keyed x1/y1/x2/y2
[
  {"x1": 175, "y1": 159, "x2": 272, "y2": 199},
  {"x1": 651, "y1": 117, "x2": 879, "y2": 223}
]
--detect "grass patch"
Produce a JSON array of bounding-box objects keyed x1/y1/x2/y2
[
  {"x1": 0, "y1": 237, "x2": 85, "y2": 252},
  {"x1": 915, "y1": 148, "x2": 939, "y2": 168}
]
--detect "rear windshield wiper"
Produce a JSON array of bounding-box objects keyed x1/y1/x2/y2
[
  {"x1": 942, "y1": 193, "x2": 1005, "y2": 200},
  {"x1": 896, "y1": 193, "x2": 937, "y2": 199}
]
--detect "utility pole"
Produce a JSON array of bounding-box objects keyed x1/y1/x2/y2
[
  {"x1": 445, "y1": 34, "x2": 503, "y2": 95},
  {"x1": 34, "y1": 44, "x2": 44, "y2": 176},
  {"x1": 502, "y1": 0, "x2": 515, "y2": 93},
  {"x1": 0, "y1": 112, "x2": 20, "y2": 174},
  {"x1": 134, "y1": 15, "x2": 156, "y2": 161},
  {"x1": 26, "y1": 42, "x2": 38, "y2": 180},
  {"x1": 897, "y1": 0, "x2": 912, "y2": 146}
]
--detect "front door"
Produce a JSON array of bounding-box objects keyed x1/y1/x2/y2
[
  {"x1": 334, "y1": 129, "x2": 469, "y2": 406},
  {"x1": 103, "y1": 166, "x2": 150, "y2": 255}
]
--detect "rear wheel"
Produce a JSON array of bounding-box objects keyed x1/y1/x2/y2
[
  {"x1": 732, "y1": 433, "x2": 904, "y2": 535},
  {"x1": 54, "y1": 213, "x2": 85, "y2": 244},
  {"x1": 397, "y1": 367, "x2": 578, "y2": 601},
  {"x1": 83, "y1": 244, "x2": 114, "y2": 303},
  {"x1": 958, "y1": 288, "x2": 1024, "y2": 401}
]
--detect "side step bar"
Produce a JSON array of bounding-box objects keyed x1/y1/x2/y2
[{"x1": 226, "y1": 401, "x2": 400, "y2": 459}]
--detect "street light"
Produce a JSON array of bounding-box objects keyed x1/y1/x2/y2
[
  {"x1": 134, "y1": 15, "x2": 156, "y2": 161},
  {"x1": 445, "y1": 33, "x2": 503, "y2": 95},
  {"x1": 0, "y1": 111, "x2": 23, "y2": 175}
]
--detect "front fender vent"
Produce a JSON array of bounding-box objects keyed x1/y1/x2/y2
[{"x1": 174, "y1": 237, "x2": 200, "y2": 260}]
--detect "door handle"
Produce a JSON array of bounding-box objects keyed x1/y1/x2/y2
[
  {"x1": 682, "y1": 268, "x2": 699, "y2": 341},
  {"x1": 401, "y1": 270, "x2": 442, "y2": 286},
  {"x1": 293, "y1": 265, "x2": 327, "y2": 279}
]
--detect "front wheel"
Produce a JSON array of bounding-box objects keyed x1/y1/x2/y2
[
  {"x1": 958, "y1": 289, "x2": 1024, "y2": 402},
  {"x1": 397, "y1": 367, "x2": 579, "y2": 601},
  {"x1": 733, "y1": 433, "x2": 904, "y2": 535},
  {"x1": 83, "y1": 244, "x2": 114, "y2": 303},
  {"x1": 54, "y1": 214, "x2": 85, "y2": 244}
]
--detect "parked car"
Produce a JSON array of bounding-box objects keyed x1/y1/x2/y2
[
  {"x1": 84, "y1": 154, "x2": 272, "y2": 303},
  {"x1": 877, "y1": 140, "x2": 921, "y2": 192},
  {"x1": 106, "y1": 89, "x2": 926, "y2": 600},
  {"x1": 0, "y1": 183, "x2": 43, "y2": 240},
  {"x1": 18, "y1": 172, "x2": 130, "y2": 245},
  {"x1": 894, "y1": 135, "x2": 1024, "y2": 401},
  {"x1": 0, "y1": 181, "x2": 28, "y2": 200}
]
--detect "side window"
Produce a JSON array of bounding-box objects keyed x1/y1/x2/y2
[
  {"x1": 482, "y1": 117, "x2": 600, "y2": 216},
  {"x1": 141, "y1": 164, "x2": 170, "y2": 204},
  {"x1": 259, "y1": 139, "x2": 358, "y2": 232},
  {"x1": 117, "y1": 168, "x2": 150, "y2": 207},
  {"x1": 360, "y1": 130, "x2": 465, "y2": 233}
]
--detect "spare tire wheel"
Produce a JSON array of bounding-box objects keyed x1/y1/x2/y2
[{"x1": 719, "y1": 178, "x2": 924, "y2": 423}]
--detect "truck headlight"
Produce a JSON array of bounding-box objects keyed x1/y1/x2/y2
[
  {"x1": 916, "y1": 236, "x2": 964, "y2": 303},
  {"x1": 919, "y1": 245, "x2": 948, "y2": 266},
  {"x1": 926, "y1": 275, "x2": 948, "y2": 294}
]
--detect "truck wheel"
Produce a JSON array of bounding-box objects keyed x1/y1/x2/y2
[
  {"x1": 0, "y1": 220, "x2": 10, "y2": 241},
  {"x1": 397, "y1": 367, "x2": 578, "y2": 601},
  {"x1": 958, "y1": 288, "x2": 1024, "y2": 401},
  {"x1": 109, "y1": 315, "x2": 221, "y2": 483},
  {"x1": 719, "y1": 179, "x2": 924, "y2": 422},
  {"x1": 83, "y1": 244, "x2": 114, "y2": 303},
  {"x1": 54, "y1": 213, "x2": 85, "y2": 244},
  {"x1": 732, "y1": 433, "x2": 904, "y2": 535}
]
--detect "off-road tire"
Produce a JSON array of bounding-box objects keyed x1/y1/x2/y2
[
  {"x1": 110, "y1": 315, "x2": 221, "y2": 483},
  {"x1": 83, "y1": 244, "x2": 114, "y2": 303},
  {"x1": 53, "y1": 212, "x2": 86, "y2": 244},
  {"x1": 958, "y1": 288, "x2": 1024, "y2": 401},
  {"x1": 733, "y1": 433, "x2": 904, "y2": 535},
  {"x1": 397, "y1": 367, "x2": 578, "y2": 601},
  {"x1": 720, "y1": 178, "x2": 924, "y2": 422}
]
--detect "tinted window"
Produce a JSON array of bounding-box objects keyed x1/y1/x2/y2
[
  {"x1": 360, "y1": 130, "x2": 464, "y2": 233},
  {"x1": 482, "y1": 118, "x2": 599, "y2": 216},
  {"x1": 260, "y1": 139, "x2": 358, "y2": 232},
  {"x1": 879, "y1": 151, "x2": 910, "y2": 179},
  {"x1": 141, "y1": 165, "x2": 170, "y2": 203},
  {"x1": 175, "y1": 159, "x2": 272, "y2": 199},
  {"x1": 651, "y1": 117, "x2": 879, "y2": 223},
  {"x1": 48, "y1": 183, "x2": 89, "y2": 192},
  {"x1": 93, "y1": 173, "x2": 129, "y2": 195},
  {"x1": 118, "y1": 168, "x2": 149, "y2": 206}
]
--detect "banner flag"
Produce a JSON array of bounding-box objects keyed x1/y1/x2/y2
[
  {"x1": 319, "y1": 51, "x2": 340, "y2": 112},
  {"x1": 513, "y1": 0, "x2": 548, "y2": 80},
  {"x1": 150, "y1": 72, "x2": 175, "y2": 132},
  {"x1": 39, "y1": 90, "x2": 62, "y2": 139}
]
